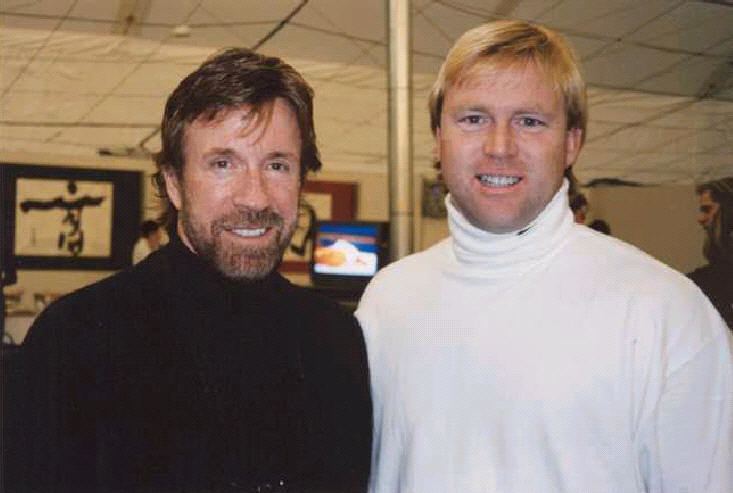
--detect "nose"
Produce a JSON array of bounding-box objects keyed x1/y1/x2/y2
[
  {"x1": 232, "y1": 168, "x2": 270, "y2": 210},
  {"x1": 483, "y1": 121, "x2": 516, "y2": 159}
]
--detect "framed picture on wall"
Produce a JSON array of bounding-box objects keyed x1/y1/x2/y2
[
  {"x1": 280, "y1": 180, "x2": 357, "y2": 273},
  {"x1": 1, "y1": 163, "x2": 141, "y2": 270}
]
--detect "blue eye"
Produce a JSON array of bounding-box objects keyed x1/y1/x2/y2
[
  {"x1": 518, "y1": 117, "x2": 545, "y2": 128},
  {"x1": 460, "y1": 114, "x2": 484, "y2": 125}
]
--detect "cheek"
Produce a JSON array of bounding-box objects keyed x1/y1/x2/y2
[{"x1": 273, "y1": 184, "x2": 300, "y2": 217}]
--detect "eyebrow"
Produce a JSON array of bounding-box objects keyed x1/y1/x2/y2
[
  {"x1": 452, "y1": 103, "x2": 551, "y2": 115},
  {"x1": 202, "y1": 147, "x2": 237, "y2": 159},
  {"x1": 265, "y1": 151, "x2": 299, "y2": 161},
  {"x1": 201, "y1": 148, "x2": 299, "y2": 161}
]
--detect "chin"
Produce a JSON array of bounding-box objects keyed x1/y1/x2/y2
[{"x1": 215, "y1": 252, "x2": 280, "y2": 281}]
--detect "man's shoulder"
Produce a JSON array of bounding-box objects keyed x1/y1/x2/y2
[
  {"x1": 568, "y1": 226, "x2": 713, "y2": 316},
  {"x1": 280, "y1": 279, "x2": 366, "y2": 353},
  {"x1": 26, "y1": 249, "x2": 172, "y2": 342},
  {"x1": 56, "y1": 248, "x2": 169, "y2": 308},
  {"x1": 570, "y1": 226, "x2": 689, "y2": 284},
  {"x1": 284, "y1": 280, "x2": 358, "y2": 325},
  {"x1": 366, "y1": 238, "x2": 448, "y2": 289}
]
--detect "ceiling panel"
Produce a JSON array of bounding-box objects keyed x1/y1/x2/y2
[
  {"x1": 0, "y1": 0, "x2": 730, "y2": 184},
  {"x1": 298, "y1": 0, "x2": 385, "y2": 42},
  {"x1": 297, "y1": 61, "x2": 386, "y2": 90},
  {"x1": 68, "y1": 0, "x2": 120, "y2": 21},
  {"x1": 115, "y1": 62, "x2": 201, "y2": 97},
  {"x1": 9, "y1": 58, "x2": 138, "y2": 95},
  {"x1": 80, "y1": 95, "x2": 164, "y2": 125},
  {"x1": 51, "y1": 126, "x2": 156, "y2": 148},
  {"x1": 0, "y1": 125, "x2": 66, "y2": 142},
  {"x1": 666, "y1": 128, "x2": 731, "y2": 154},
  {"x1": 588, "y1": 89, "x2": 694, "y2": 124},
  {"x1": 636, "y1": 55, "x2": 731, "y2": 100},
  {"x1": 627, "y1": 1, "x2": 733, "y2": 54},
  {"x1": 535, "y1": 0, "x2": 677, "y2": 39},
  {"x1": 414, "y1": 2, "x2": 485, "y2": 57},
  {"x1": 1, "y1": 92, "x2": 101, "y2": 123},
  {"x1": 2, "y1": 0, "x2": 77, "y2": 17},
  {"x1": 582, "y1": 43, "x2": 687, "y2": 90},
  {"x1": 190, "y1": 0, "x2": 300, "y2": 23},
  {"x1": 651, "y1": 107, "x2": 731, "y2": 130},
  {"x1": 586, "y1": 125, "x2": 692, "y2": 152},
  {"x1": 144, "y1": 0, "x2": 202, "y2": 25},
  {"x1": 254, "y1": 24, "x2": 372, "y2": 64}
]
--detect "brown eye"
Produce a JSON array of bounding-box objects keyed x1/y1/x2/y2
[
  {"x1": 267, "y1": 161, "x2": 290, "y2": 172},
  {"x1": 211, "y1": 159, "x2": 230, "y2": 169}
]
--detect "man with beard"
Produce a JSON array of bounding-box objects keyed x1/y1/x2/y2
[
  {"x1": 15, "y1": 49, "x2": 371, "y2": 492},
  {"x1": 357, "y1": 20, "x2": 732, "y2": 492},
  {"x1": 689, "y1": 177, "x2": 733, "y2": 329}
]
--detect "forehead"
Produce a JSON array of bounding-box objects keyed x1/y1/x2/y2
[
  {"x1": 446, "y1": 59, "x2": 563, "y2": 107},
  {"x1": 184, "y1": 99, "x2": 300, "y2": 146}
]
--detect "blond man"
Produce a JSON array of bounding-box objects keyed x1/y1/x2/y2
[{"x1": 357, "y1": 20, "x2": 732, "y2": 492}]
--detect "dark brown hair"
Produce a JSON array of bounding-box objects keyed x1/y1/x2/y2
[
  {"x1": 153, "y1": 48, "x2": 321, "y2": 229},
  {"x1": 696, "y1": 177, "x2": 733, "y2": 263}
]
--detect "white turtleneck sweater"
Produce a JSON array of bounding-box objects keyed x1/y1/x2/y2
[{"x1": 356, "y1": 182, "x2": 732, "y2": 493}]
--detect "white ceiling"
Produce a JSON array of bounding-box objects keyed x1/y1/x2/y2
[{"x1": 1, "y1": 0, "x2": 732, "y2": 185}]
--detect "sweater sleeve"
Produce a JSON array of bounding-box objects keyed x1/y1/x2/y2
[
  {"x1": 637, "y1": 306, "x2": 733, "y2": 492},
  {"x1": 17, "y1": 300, "x2": 100, "y2": 493}
]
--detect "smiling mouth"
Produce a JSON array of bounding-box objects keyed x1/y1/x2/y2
[
  {"x1": 229, "y1": 227, "x2": 268, "y2": 238},
  {"x1": 476, "y1": 174, "x2": 522, "y2": 187}
]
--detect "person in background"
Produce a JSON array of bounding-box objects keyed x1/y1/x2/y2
[
  {"x1": 131, "y1": 219, "x2": 164, "y2": 264},
  {"x1": 688, "y1": 177, "x2": 733, "y2": 328},
  {"x1": 357, "y1": 20, "x2": 732, "y2": 492},
  {"x1": 588, "y1": 218, "x2": 611, "y2": 235},
  {"x1": 569, "y1": 190, "x2": 588, "y2": 224},
  {"x1": 16, "y1": 48, "x2": 371, "y2": 493}
]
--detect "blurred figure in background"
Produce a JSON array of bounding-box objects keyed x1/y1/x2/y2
[
  {"x1": 131, "y1": 219, "x2": 164, "y2": 264},
  {"x1": 689, "y1": 177, "x2": 733, "y2": 328},
  {"x1": 569, "y1": 191, "x2": 588, "y2": 224},
  {"x1": 588, "y1": 218, "x2": 611, "y2": 235}
]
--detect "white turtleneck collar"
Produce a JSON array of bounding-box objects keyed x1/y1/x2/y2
[{"x1": 445, "y1": 179, "x2": 574, "y2": 279}]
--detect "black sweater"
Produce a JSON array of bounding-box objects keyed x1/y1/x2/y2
[
  {"x1": 13, "y1": 238, "x2": 372, "y2": 492},
  {"x1": 688, "y1": 260, "x2": 733, "y2": 330}
]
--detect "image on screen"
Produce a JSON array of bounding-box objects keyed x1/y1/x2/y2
[{"x1": 313, "y1": 223, "x2": 379, "y2": 277}]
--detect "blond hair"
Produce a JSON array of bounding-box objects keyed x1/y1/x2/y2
[{"x1": 428, "y1": 20, "x2": 587, "y2": 145}]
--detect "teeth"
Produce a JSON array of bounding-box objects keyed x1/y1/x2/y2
[
  {"x1": 231, "y1": 228, "x2": 267, "y2": 238},
  {"x1": 478, "y1": 175, "x2": 520, "y2": 187}
]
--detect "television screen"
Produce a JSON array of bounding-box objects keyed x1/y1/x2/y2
[{"x1": 310, "y1": 221, "x2": 388, "y2": 290}]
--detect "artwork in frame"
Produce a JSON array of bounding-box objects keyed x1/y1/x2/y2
[
  {"x1": 1, "y1": 163, "x2": 142, "y2": 270},
  {"x1": 280, "y1": 180, "x2": 357, "y2": 273}
]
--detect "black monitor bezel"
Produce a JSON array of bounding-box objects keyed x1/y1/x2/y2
[{"x1": 309, "y1": 219, "x2": 389, "y2": 291}]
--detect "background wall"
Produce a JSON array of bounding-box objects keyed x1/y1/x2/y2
[{"x1": 587, "y1": 185, "x2": 706, "y2": 274}]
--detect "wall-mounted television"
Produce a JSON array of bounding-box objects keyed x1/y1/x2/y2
[{"x1": 310, "y1": 220, "x2": 389, "y2": 292}]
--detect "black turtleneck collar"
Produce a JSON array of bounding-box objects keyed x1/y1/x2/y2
[{"x1": 160, "y1": 233, "x2": 289, "y2": 311}]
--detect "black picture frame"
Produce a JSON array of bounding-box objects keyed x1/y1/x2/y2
[{"x1": 1, "y1": 163, "x2": 141, "y2": 270}]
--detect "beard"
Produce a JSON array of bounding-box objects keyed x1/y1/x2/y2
[{"x1": 180, "y1": 205, "x2": 295, "y2": 281}]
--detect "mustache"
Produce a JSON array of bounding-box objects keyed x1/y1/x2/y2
[{"x1": 211, "y1": 207, "x2": 284, "y2": 232}]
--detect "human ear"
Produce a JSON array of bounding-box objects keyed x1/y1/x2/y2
[
  {"x1": 564, "y1": 128, "x2": 582, "y2": 168},
  {"x1": 162, "y1": 167, "x2": 183, "y2": 210}
]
